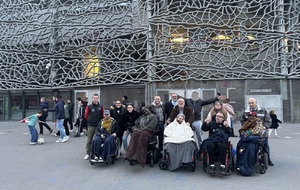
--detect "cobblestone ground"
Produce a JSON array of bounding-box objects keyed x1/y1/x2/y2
[{"x1": 0, "y1": 121, "x2": 299, "y2": 190}]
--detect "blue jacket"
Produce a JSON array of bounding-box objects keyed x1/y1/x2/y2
[
  {"x1": 38, "y1": 101, "x2": 49, "y2": 119},
  {"x1": 48, "y1": 99, "x2": 65, "y2": 119}
]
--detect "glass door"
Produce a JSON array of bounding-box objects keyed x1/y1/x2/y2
[{"x1": 0, "y1": 96, "x2": 8, "y2": 121}]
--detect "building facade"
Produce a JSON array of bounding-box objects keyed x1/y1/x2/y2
[{"x1": 0, "y1": 0, "x2": 299, "y2": 122}]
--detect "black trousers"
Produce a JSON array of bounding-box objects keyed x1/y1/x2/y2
[
  {"x1": 206, "y1": 142, "x2": 228, "y2": 165},
  {"x1": 38, "y1": 117, "x2": 51, "y2": 134}
]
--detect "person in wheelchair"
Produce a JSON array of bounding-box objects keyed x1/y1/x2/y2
[
  {"x1": 201, "y1": 111, "x2": 231, "y2": 175},
  {"x1": 163, "y1": 113, "x2": 197, "y2": 171},
  {"x1": 90, "y1": 110, "x2": 120, "y2": 162},
  {"x1": 125, "y1": 107, "x2": 158, "y2": 167},
  {"x1": 236, "y1": 112, "x2": 266, "y2": 176}
]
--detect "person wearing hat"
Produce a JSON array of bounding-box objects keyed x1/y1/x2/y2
[
  {"x1": 83, "y1": 94, "x2": 104, "y2": 160},
  {"x1": 240, "y1": 97, "x2": 273, "y2": 166},
  {"x1": 90, "y1": 110, "x2": 120, "y2": 162}
]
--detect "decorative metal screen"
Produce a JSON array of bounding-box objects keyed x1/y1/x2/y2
[{"x1": 0, "y1": 0, "x2": 299, "y2": 90}]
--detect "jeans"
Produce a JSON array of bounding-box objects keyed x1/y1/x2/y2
[
  {"x1": 56, "y1": 119, "x2": 66, "y2": 139},
  {"x1": 122, "y1": 129, "x2": 130, "y2": 151},
  {"x1": 192, "y1": 120, "x2": 203, "y2": 149},
  {"x1": 28, "y1": 125, "x2": 38, "y2": 142},
  {"x1": 263, "y1": 137, "x2": 271, "y2": 159}
]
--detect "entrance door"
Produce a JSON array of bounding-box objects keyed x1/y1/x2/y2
[
  {"x1": 0, "y1": 96, "x2": 8, "y2": 121},
  {"x1": 74, "y1": 90, "x2": 88, "y2": 119}
]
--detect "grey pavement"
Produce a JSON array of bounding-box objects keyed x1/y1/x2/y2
[{"x1": 0, "y1": 121, "x2": 300, "y2": 190}]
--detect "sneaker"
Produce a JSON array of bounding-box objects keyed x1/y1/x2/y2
[
  {"x1": 74, "y1": 134, "x2": 81, "y2": 138},
  {"x1": 29, "y1": 142, "x2": 37, "y2": 145},
  {"x1": 80, "y1": 132, "x2": 84, "y2": 136},
  {"x1": 61, "y1": 136, "x2": 68, "y2": 143},
  {"x1": 268, "y1": 159, "x2": 274, "y2": 166},
  {"x1": 220, "y1": 165, "x2": 226, "y2": 176},
  {"x1": 84, "y1": 154, "x2": 90, "y2": 160},
  {"x1": 54, "y1": 134, "x2": 58, "y2": 137},
  {"x1": 49, "y1": 129, "x2": 53, "y2": 134},
  {"x1": 209, "y1": 164, "x2": 216, "y2": 175},
  {"x1": 69, "y1": 130, "x2": 73, "y2": 132},
  {"x1": 56, "y1": 138, "x2": 63, "y2": 143}
]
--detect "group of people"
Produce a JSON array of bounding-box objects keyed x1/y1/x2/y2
[{"x1": 23, "y1": 92, "x2": 281, "y2": 177}]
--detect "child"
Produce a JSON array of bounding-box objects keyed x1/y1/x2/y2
[
  {"x1": 22, "y1": 110, "x2": 43, "y2": 144},
  {"x1": 269, "y1": 110, "x2": 282, "y2": 138}
]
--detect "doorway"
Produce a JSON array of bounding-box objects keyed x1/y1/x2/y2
[{"x1": 0, "y1": 96, "x2": 8, "y2": 121}]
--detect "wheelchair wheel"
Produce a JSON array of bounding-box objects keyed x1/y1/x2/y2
[
  {"x1": 110, "y1": 156, "x2": 116, "y2": 165},
  {"x1": 90, "y1": 160, "x2": 95, "y2": 165},
  {"x1": 153, "y1": 149, "x2": 160, "y2": 164},
  {"x1": 159, "y1": 161, "x2": 168, "y2": 170},
  {"x1": 263, "y1": 152, "x2": 268, "y2": 169},
  {"x1": 259, "y1": 164, "x2": 266, "y2": 174},
  {"x1": 202, "y1": 152, "x2": 208, "y2": 172}
]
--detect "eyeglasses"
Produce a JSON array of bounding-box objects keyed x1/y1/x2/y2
[{"x1": 216, "y1": 115, "x2": 224, "y2": 118}]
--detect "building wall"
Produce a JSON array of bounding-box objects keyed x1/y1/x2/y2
[{"x1": 0, "y1": 0, "x2": 299, "y2": 121}]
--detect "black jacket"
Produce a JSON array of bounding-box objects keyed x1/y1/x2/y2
[
  {"x1": 185, "y1": 97, "x2": 218, "y2": 120},
  {"x1": 201, "y1": 120, "x2": 232, "y2": 137},
  {"x1": 122, "y1": 110, "x2": 140, "y2": 131},
  {"x1": 48, "y1": 99, "x2": 65, "y2": 119},
  {"x1": 85, "y1": 103, "x2": 104, "y2": 127},
  {"x1": 38, "y1": 101, "x2": 49, "y2": 119}
]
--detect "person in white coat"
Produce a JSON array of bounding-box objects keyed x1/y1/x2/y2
[{"x1": 163, "y1": 114, "x2": 197, "y2": 170}]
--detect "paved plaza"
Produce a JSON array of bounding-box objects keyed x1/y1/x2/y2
[{"x1": 0, "y1": 121, "x2": 299, "y2": 190}]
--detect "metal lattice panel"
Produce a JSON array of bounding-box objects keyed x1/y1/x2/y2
[{"x1": 0, "y1": 0, "x2": 299, "y2": 90}]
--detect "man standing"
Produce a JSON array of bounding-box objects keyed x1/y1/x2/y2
[
  {"x1": 48, "y1": 95, "x2": 68, "y2": 143},
  {"x1": 185, "y1": 91, "x2": 220, "y2": 147},
  {"x1": 83, "y1": 94, "x2": 104, "y2": 160},
  {"x1": 167, "y1": 97, "x2": 194, "y2": 126},
  {"x1": 38, "y1": 97, "x2": 53, "y2": 135},
  {"x1": 164, "y1": 93, "x2": 178, "y2": 120},
  {"x1": 149, "y1": 95, "x2": 165, "y2": 151},
  {"x1": 241, "y1": 97, "x2": 273, "y2": 166},
  {"x1": 66, "y1": 98, "x2": 74, "y2": 132}
]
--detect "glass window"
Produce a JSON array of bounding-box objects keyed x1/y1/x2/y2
[
  {"x1": 11, "y1": 95, "x2": 22, "y2": 120},
  {"x1": 25, "y1": 94, "x2": 38, "y2": 117}
]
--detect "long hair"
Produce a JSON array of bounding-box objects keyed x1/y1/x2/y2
[{"x1": 209, "y1": 101, "x2": 228, "y2": 120}]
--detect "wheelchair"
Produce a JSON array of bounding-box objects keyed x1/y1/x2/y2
[
  {"x1": 90, "y1": 137, "x2": 121, "y2": 166},
  {"x1": 255, "y1": 140, "x2": 268, "y2": 174},
  {"x1": 236, "y1": 135, "x2": 268, "y2": 176},
  {"x1": 159, "y1": 141, "x2": 197, "y2": 172},
  {"x1": 128, "y1": 133, "x2": 160, "y2": 167},
  {"x1": 202, "y1": 141, "x2": 235, "y2": 176}
]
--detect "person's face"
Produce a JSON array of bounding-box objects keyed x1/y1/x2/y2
[
  {"x1": 154, "y1": 96, "x2": 161, "y2": 105},
  {"x1": 52, "y1": 97, "x2": 57, "y2": 102},
  {"x1": 67, "y1": 99, "x2": 71, "y2": 103},
  {"x1": 248, "y1": 98, "x2": 257, "y2": 109},
  {"x1": 141, "y1": 107, "x2": 149, "y2": 115},
  {"x1": 40, "y1": 98, "x2": 44, "y2": 102},
  {"x1": 215, "y1": 113, "x2": 225, "y2": 123},
  {"x1": 127, "y1": 105, "x2": 133, "y2": 113},
  {"x1": 214, "y1": 102, "x2": 222, "y2": 110},
  {"x1": 115, "y1": 101, "x2": 122, "y2": 108},
  {"x1": 104, "y1": 114, "x2": 110, "y2": 119},
  {"x1": 177, "y1": 98, "x2": 185, "y2": 108},
  {"x1": 92, "y1": 95, "x2": 99, "y2": 104},
  {"x1": 37, "y1": 113, "x2": 42, "y2": 117},
  {"x1": 171, "y1": 94, "x2": 178, "y2": 101},
  {"x1": 176, "y1": 116, "x2": 184, "y2": 124}
]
